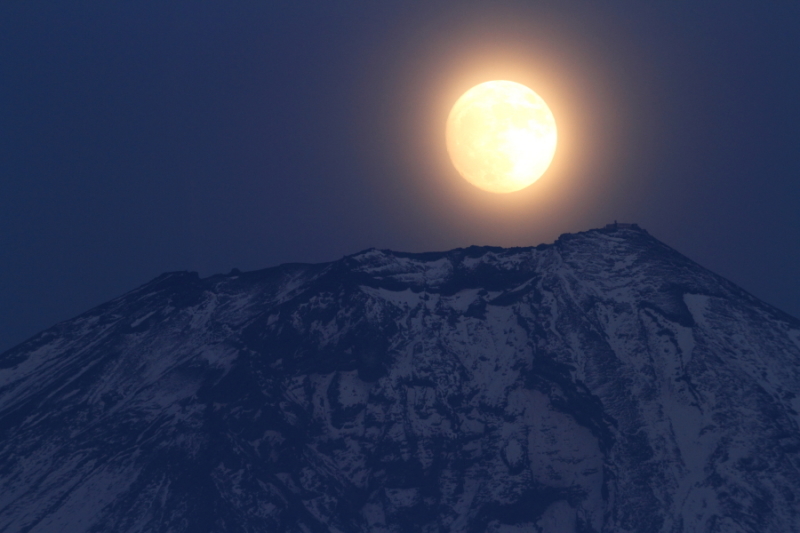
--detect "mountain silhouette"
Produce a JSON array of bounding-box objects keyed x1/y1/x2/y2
[{"x1": 1, "y1": 225, "x2": 799, "y2": 532}]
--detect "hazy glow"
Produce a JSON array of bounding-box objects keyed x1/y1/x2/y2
[{"x1": 446, "y1": 80, "x2": 557, "y2": 193}]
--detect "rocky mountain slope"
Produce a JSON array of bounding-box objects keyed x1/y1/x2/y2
[{"x1": 1, "y1": 224, "x2": 799, "y2": 533}]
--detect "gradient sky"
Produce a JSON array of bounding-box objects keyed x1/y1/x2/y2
[{"x1": 2, "y1": 1, "x2": 799, "y2": 352}]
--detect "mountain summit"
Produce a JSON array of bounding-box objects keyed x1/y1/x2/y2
[{"x1": 1, "y1": 225, "x2": 799, "y2": 533}]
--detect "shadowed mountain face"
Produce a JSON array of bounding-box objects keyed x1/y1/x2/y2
[{"x1": 1, "y1": 226, "x2": 800, "y2": 533}]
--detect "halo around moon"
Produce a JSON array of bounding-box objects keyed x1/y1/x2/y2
[{"x1": 446, "y1": 80, "x2": 557, "y2": 194}]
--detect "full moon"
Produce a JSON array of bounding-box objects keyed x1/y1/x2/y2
[{"x1": 446, "y1": 80, "x2": 557, "y2": 194}]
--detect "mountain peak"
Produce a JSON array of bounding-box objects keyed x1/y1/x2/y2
[{"x1": 1, "y1": 226, "x2": 799, "y2": 533}]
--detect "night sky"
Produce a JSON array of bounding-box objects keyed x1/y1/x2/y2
[{"x1": 2, "y1": 2, "x2": 799, "y2": 353}]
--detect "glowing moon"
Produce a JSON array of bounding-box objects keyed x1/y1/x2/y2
[{"x1": 446, "y1": 80, "x2": 557, "y2": 193}]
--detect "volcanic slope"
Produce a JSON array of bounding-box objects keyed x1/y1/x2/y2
[{"x1": 1, "y1": 225, "x2": 799, "y2": 533}]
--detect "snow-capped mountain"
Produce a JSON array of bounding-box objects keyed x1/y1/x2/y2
[{"x1": 1, "y1": 224, "x2": 799, "y2": 533}]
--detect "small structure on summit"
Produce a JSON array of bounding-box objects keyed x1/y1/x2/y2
[{"x1": 606, "y1": 221, "x2": 640, "y2": 230}]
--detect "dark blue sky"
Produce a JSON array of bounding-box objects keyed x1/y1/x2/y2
[{"x1": 2, "y1": 2, "x2": 799, "y2": 352}]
